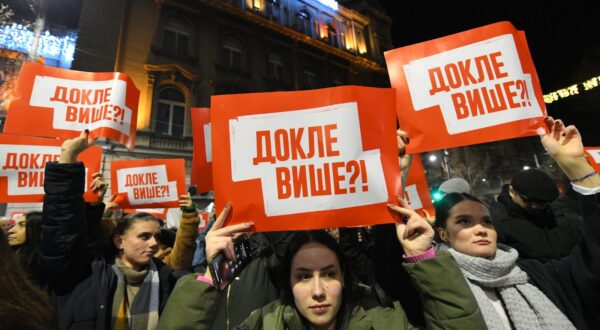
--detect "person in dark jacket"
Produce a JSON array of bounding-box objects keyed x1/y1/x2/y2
[
  {"x1": 434, "y1": 117, "x2": 600, "y2": 329},
  {"x1": 490, "y1": 168, "x2": 582, "y2": 262},
  {"x1": 40, "y1": 131, "x2": 184, "y2": 329}
]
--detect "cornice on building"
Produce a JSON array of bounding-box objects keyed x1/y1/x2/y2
[{"x1": 156, "y1": 0, "x2": 387, "y2": 73}]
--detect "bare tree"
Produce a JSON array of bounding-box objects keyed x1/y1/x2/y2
[{"x1": 0, "y1": 3, "x2": 15, "y2": 24}]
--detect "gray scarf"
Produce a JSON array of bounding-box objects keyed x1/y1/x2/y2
[{"x1": 440, "y1": 243, "x2": 575, "y2": 330}]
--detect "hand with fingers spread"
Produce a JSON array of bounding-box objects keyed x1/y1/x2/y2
[
  {"x1": 90, "y1": 172, "x2": 108, "y2": 205},
  {"x1": 203, "y1": 202, "x2": 254, "y2": 282},
  {"x1": 59, "y1": 130, "x2": 94, "y2": 164},
  {"x1": 387, "y1": 196, "x2": 434, "y2": 256}
]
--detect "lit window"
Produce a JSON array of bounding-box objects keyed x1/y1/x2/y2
[
  {"x1": 267, "y1": 52, "x2": 284, "y2": 81},
  {"x1": 222, "y1": 37, "x2": 242, "y2": 70},
  {"x1": 327, "y1": 24, "x2": 338, "y2": 47},
  {"x1": 296, "y1": 9, "x2": 312, "y2": 35},
  {"x1": 162, "y1": 21, "x2": 190, "y2": 55},
  {"x1": 156, "y1": 87, "x2": 185, "y2": 137}
]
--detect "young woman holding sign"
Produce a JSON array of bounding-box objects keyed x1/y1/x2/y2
[
  {"x1": 40, "y1": 131, "x2": 185, "y2": 329},
  {"x1": 433, "y1": 117, "x2": 600, "y2": 330},
  {"x1": 156, "y1": 198, "x2": 486, "y2": 329}
]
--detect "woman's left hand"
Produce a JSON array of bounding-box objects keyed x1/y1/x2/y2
[{"x1": 387, "y1": 196, "x2": 434, "y2": 256}]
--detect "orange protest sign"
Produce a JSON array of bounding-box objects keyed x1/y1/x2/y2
[
  {"x1": 0, "y1": 134, "x2": 103, "y2": 203},
  {"x1": 403, "y1": 155, "x2": 435, "y2": 217},
  {"x1": 212, "y1": 86, "x2": 402, "y2": 232},
  {"x1": 584, "y1": 148, "x2": 600, "y2": 172},
  {"x1": 191, "y1": 107, "x2": 213, "y2": 193},
  {"x1": 4, "y1": 62, "x2": 139, "y2": 150},
  {"x1": 123, "y1": 208, "x2": 169, "y2": 220},
  {"x1": 110, "y1": 158, "x2": 186, "y2": 209},
  {"x1": 385, "y1": 21, "x2": 547, "y2": 153}
]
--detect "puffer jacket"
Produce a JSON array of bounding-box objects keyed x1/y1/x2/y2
[{"x1": 40, "y1": 162, "x2": 185, "y2": 329}]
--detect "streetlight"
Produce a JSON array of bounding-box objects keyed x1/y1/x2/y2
[
  {"x1": 523, "y1": 165, "x2": 530, "y2": 170},
  {"x1": 428, "y1": 154, "x2": 437, "y2": 162}
]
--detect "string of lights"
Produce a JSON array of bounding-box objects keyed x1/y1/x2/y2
[{"x1": 543, "y1": 74, "x2": 600, "y2": 104}]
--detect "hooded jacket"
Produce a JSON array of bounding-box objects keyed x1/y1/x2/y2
[{"x1": 490, "y1": 184, "x2": 582, "y2": 262}]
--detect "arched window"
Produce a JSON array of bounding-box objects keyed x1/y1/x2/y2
[
  {"x1": 327, "y1": 24, "x2": 338, "y2": 48},
  {"x1": 156, "y1": 87, "x2": 185, "y2": 136},
  {"x1": 295, "y1": 9, "x2": 312, "y2": 36},
  {"x1": 221, "y1": 37, "x2": 242, "y2": 70},
  {"x1": 162, "y1": 20, "x2": 190, "y2": 55},
  {"x1": 267, "y1": 52, "x2": 284, "y2": 81}
]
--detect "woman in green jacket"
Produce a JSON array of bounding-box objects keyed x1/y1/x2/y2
[{"x1": 157, "y1": 197, "x2": 485, "y2": 330}]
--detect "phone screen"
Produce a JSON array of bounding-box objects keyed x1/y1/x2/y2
[{"x1": 209, "y1": 238, "x2": 253, "y2": 290}]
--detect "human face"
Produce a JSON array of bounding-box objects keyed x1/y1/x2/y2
[
  {"x1": 509, "y1": 186, "x2": 551, "y2": 216},
  {"x1": 114, "y1": 220, "x2": 160, "y2": 271},
  {"x1": 291, "y1": 242, "x2": 343, "y2": 330},
  {"x1": 438, "y1": 200, "x2": 497, "y2": 258},
  {"x1": 7, "y1": 216, "x2": 27, "y2": 247}
]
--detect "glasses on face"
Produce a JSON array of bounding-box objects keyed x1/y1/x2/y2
[{"x1": 517, "y1": 192, "x2": 550, "y2": 209}]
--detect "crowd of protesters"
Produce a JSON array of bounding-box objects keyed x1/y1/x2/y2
[{"x1": 1, "y1": 116, "x2": 599, "y2": 330}]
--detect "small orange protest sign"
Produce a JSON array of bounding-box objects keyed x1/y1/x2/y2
[
  {"x1": 385, "y1": 21, "x2": 546, "y2": 153},
  {"x1": 212, "y1": 86, "x2": 402, "y2": 232},
  {"x1": 191, "y1": 108, "x2": 213, "y2": 193},
  {"x1": 110, "y1": 159, "x2": 186, "y2": 209},
  {"x1": 0, "y1": 134, "x2": 103, "y2": 202},
  {"x1": 4, "y1": 62, "x2": 140, "y2": 150},
  {"x1": 584, "y1": 148, "x2": 600, "y2": 172},
  {"x1": 403, "y1": 155, "x2": 435, "y2": 217}
]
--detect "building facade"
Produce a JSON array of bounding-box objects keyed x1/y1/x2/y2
[{"x1": 72, "y1": 0, "x2": 393, "y2": 207}]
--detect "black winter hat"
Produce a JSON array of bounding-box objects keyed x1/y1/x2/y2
[{"x1": 511, "y1": 169, "x2": 559, "y2": 202}]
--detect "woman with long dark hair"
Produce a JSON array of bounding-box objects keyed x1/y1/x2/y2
[
  {"x1": 157, "y1": 197, "x2": 486, "y2": 329},
  {"x1": 433, "y1": 117, "x2": 600, "y2": 329},
  {"x1": 0, "y1": 228, "x2": 56, "y2": 330},
  {"x1": 7, "y1": 211, "x2": 43, "y2": 284}
]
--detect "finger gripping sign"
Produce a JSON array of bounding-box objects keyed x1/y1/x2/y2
[
  {"x1": 111, "y1": 159, "x2": 185, "y2": 209},
  {"x1": 212, "y1": 86, "x2": 402, "y2": 232},
  {"x1": 584, "y1": 148, "x2": 600, "y2": 172},
  {"x1": 4, "y1": 62, "x2": 139, "y2": 150},
  {"x1": 0, "y1": 134, "x2": 103, "y2": 203},
  {"x1": 385, "y1": 21, "x2": 547, "y2": 153}
]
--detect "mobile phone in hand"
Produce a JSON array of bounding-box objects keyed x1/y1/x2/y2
[{"x1": 208, "y1": 235, "x2": 255, "y2": 291}]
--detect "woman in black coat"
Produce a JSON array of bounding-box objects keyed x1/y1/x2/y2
[{"x1": 40, "y1": 131, "x2": 184, "y2": 329}]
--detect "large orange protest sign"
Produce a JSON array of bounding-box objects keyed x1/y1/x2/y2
[
  {"x1": 110, "y1": 159, "x2": 186, "y2": 209},
  {"x1": 0, "y1": 134, "x2": 103, "y2": 202},
  {"x1": 4, "y1": 62, "x2": 139, "y2": 150},
  {"x1": 584, "y1": 148, "x2": 600, "y2": 172},
  {"x1": 212, "y1": 86, "x2": 402, "y2": 232},
  {"x1": 191, "y1": 107, "x2": 213, "y2": 193},
  {"x1": 403, "y1": 155, "x2": 435, "y2": 217},
  {"x1": 385, "y1": 21, "x2": 547, "y2": 153}
]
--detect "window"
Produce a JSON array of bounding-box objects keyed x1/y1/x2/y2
[
  {"x1": 331, "y1": 67, "x2": 345, "y2": 86},
  {"x1": 266, "y1": 0, "x2": 280, "y2": 21},
  {"x1": 303, "y1": 66, "x2": 317, "y2": 89},
  {"x1": 156, "y1": 87, "x2": 185, "y2": 137},
  {"x1": 296, "y1": 9, "x2": 312, "y2": 36},
  {"x1": 267, "y1": 52, "x2": 284, "y2": 81},
  {"x1": 162, "y1": 20, "x2": 190, "y2": 55},
  {"x1": 221, "y1": 37, "x2": 242, "y2": 70},
  {"x1": 327, "y1": 24, "x2": 338, "y2": 48}
]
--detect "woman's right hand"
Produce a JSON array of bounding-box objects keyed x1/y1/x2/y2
[
  {"x1": 59, "y1": 130, "x2": 93, "y2": 164},
  {"x1": 203, "y1": 202, "x2": 254, "y2": 281}
]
